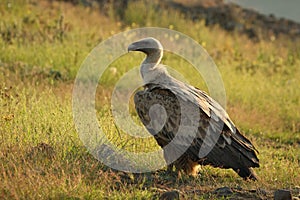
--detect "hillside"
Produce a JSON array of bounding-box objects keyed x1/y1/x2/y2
[
  {"x1": 168, "y1": 0, "x2": 300, "y2": 41},
  {"x1": 78, "y1": 0, "x2": 300, "y2": 41}
]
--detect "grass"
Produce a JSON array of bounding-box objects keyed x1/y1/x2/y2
[{"x1": 0, "y1": 0, "x2": 300, "y2": 199}]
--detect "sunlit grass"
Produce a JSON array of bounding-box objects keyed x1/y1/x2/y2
[{"x1": 0, "y1": 0, "x2": 299, "y2": 199}]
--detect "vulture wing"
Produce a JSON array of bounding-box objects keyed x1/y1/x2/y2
[{"x1": 134, "y1": 83, "x2": 259, "y2": 180}]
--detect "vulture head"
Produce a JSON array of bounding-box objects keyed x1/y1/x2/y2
[{"x1": 128, "y1": 37, "x2": 163, "y2": 56}]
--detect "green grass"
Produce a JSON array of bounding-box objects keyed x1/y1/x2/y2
[{"x1": 0, "y1": 0, "x2": 300, "y2": 199}]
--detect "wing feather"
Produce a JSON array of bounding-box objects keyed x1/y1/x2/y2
[{"x1": 134, "y1": 83, "x2": 259, "y2": 180}]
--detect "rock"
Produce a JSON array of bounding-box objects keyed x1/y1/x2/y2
[
  {"x1": 213, "y1": 186, "x2": 233, "y2": 197},
  {"x1": 274, "y1": 189, "x2": 292, "y2": 200},
  {"x1": 159, "y1": 190, "x2": 180, "y2": 200}
]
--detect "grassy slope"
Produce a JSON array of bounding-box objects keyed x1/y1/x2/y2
[{"x1": 0, "y1": 0, "x2": 299, "y2": 199}]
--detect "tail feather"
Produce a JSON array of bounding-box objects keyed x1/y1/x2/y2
[
  {"x1": 195, "y1": 138, "x2": 259, "y2": 180},
  {"x1": 233, "y1": 167, "x2": 258, "y2": 181}
]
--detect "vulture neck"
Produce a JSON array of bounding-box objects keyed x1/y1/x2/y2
[{"x1": 140, "y1": 49, "x2": 163, "y2": 83}]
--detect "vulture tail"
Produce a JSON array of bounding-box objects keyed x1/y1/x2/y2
[{"x1": 233, "y1": 167, "x2": 258, "y2": 181}]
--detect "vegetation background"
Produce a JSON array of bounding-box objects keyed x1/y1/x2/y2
[{"x1": 0, "y1": 0, "x2": 299, "y2": 199}]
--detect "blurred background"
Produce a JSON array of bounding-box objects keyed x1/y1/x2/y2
[{"x1": 225, "y1": 0, "x2": 300, "y2": 23}]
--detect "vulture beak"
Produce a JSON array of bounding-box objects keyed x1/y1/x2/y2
[
  {"x1": 128, "y1": 40, "x2": 145, "y2": 52},
  {"x1": 127, "y1": 43, "x2": 137, "y2": 52},
  {"x1": 128, "y1": 37, "x2": 163, "y2": 54}
]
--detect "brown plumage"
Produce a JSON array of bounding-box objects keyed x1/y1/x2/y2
[{"x1": 128, "y1": 37, "x2": 259, "y2": 180}]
